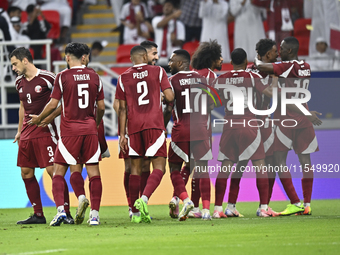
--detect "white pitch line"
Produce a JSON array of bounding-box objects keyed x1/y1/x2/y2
[{"x1": 9, "y1": 249, "x2": 67, "y2": 255}]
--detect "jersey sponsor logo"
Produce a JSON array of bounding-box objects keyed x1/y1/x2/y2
[
  {"x1": 19, "y1": 88, "x2": 23, "y2": 93},
  {"x1": 35, "y1": 85, "x2": 42, "y2": 93}
]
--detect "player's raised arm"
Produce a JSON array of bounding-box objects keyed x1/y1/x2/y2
[
  {"x1": 261, "y1": 75, "x2": 278, "y2": 98},
  {"x1": 28, "y1": 98, "x2": 60, "y2": 126},
  {"x1": 13, "y1": 101, "x2": 24, "y2": 143},
  {"x1": 254, "y1": 56, "x2": 274, "y2": 74}
]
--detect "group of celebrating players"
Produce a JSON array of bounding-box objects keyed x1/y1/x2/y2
[{"x1": 12, "y1": 35, "x2": 321, "y2": 226}]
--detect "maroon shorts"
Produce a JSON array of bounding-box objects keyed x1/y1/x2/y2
[
  {"x1": 168, "y1": 140, "x2": 212, "y2": 164},
  {"x1": 218, "y1": 128, "x2": 265, "y2": 163},
  {"x1": 54, "y1": 135, "x2": 101, "y2": 165},
  {"x1": 274, "y1": 125, "x2": 319, "y2": 154},
  {"x1": 128, "y1": 129, "x2": 167, "y2": 157},
  {"x1": 261, "y1": 126, "x2": 275, "y2": 157},
  {"x1": 119, "y1": 135, "x2": 130, "y2": 159},
  {"x1": 17, "y1": 136, "x2": 57, "y2": 168}
]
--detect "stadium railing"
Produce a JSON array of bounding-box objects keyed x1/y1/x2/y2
[{"x1": 0, "y1": 38, "x2": 52, "y2": 138}]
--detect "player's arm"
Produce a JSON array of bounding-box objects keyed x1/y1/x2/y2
[
  {"x1": 39, "y1": 105, "x2": 61, "y2": 127},
  {"x1": 113, "y1": 98, "x2": 119, "y2": 114},
  {"x1": 118, "y1": 99, "x2": 128, "y2": 154},
  {"x1": 28, "y1": 98, "x2": 59, "y2": 126},
  {"x1": 13, "y1": 101, "x2": 24, "y2": 143},
  {"x1": 286, "y1": 104, "x2": 322, "y2": 126},
  {"x1": 261, "y1": 75, "x2": 278, "y2": 98},
  {"x1": 163, "y1": 88, "x2": 175, "y2": 103},
  {"x1": 254, "y1": 57, "x2": 274, "y2": 74},
  {"x1": 163, "y1": 104, "x2": 173, "y2": 129},
  {"x1": 96, "y1": 99, "x2": 105, "y2": 127}
]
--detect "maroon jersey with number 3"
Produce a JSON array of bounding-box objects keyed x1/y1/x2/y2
[
  {"x1": 15, "y1": 69, "x2": 57, "y2": 140},
  {"x1": 115, "y1": 64, "x2": 171, "y2": 135},
  {"x1": 51, "y1": 66, "x2": 104, "y2": 136}
]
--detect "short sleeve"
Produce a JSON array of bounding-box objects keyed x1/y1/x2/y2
[
  {"x1": 97, "y1": 77, "x2": 105, "y2": 101},
  {"x1": 120, "y1": 3, "x2": 130, "y2": 20},
  {"x1": 272, "y1": 62, "x2": 294, "y2": 78},
  {"x1": 115, "y1": 75, "x2": 126, "y2": 101},
  {"x1": 159, "y1": 67, "x2": 171, "y2": 91},
  {"x1": 51, "y1": 73, "x2": 62, "y2": 100},
  {"x1": 152, "y1": 16, "x2": 162, "y2": 31}
]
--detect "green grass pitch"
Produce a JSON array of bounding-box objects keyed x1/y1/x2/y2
[{"x1": 0, "y1": 200, "x2": 339, "y2": 255}]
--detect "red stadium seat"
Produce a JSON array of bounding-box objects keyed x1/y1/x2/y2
[
  {"x1": 21, "y1": 11, "x2": 60, "y2": 39},
  {"x1": 116, "y1": 44, "x2": 138, "y2": 63},
  {"x1": 294, "y1": 18, "x2": 311, "y2": 37},
  {"x1": 182, "y1": 41, "x2": 200, "y2": 56},
  {"x1": 295, "y1": 36, "x2": 309, "y2": 56}
]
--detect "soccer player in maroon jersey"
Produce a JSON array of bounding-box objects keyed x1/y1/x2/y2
[
  {"x1": 114, "y1": 40, "x2": 160, "y2": 219},
  {"x1": 116, "y1": 46, "x2": 174, "y2": 223},
  {"x1": 215, "y1": 48, "x2": 278, "y2": 217},
  {"x1": 165, "y1": 49, "x2": 213, "y2": 220},
  {"x1": 10, "y1": 47, "x2": 73, "y2": 225},
  {"x1": 179, "y1": 40, "x2": 223, "y2": 218},
  {"x1": 255, "y1": 37, "x2": 322, "y2": 215},
  {"x1": 223, "y1": 39, "x2": 281, "y2": 218},
  {"x1": 29, "y1": 42, "x2": 105, "y2": 226}
]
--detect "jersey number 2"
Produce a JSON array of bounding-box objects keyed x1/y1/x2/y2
[
  {"x1": 77, "y1": 84, "x2": 89, "y2": 109},
  {"x1": 137, "y1": 81, "x2": 149, "y2": 106}
]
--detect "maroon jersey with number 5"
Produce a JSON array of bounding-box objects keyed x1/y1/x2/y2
[
  {"x1": 51, "y1": 66, "x2": 104, "y2": 136},
  {"x1": 15, "y1": 69, "x2": 57, "y2": 140},
  {"x1": 115, "y1": 64, "x2": 171, "y2": 135}
]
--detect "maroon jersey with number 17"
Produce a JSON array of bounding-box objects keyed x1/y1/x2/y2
[
  {"x1": 169, "y1": 71, "x2": 209, "y2": 142},
  {"x1": 115, "y1": 64, "x2": 171, "y2": 135},
  {"x1": 51, "y1": 66, "x2": 104, "y2": 137}
]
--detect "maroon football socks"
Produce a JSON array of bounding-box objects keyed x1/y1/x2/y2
[
  {"x1": 89, "y1": 176, "x2": 102, "y2": 211},
  {"x1": 23, "y1": 176, "x2": 44, "y2": 217}
]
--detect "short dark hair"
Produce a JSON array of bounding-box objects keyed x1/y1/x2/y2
[
  {"x1": 173, "y1": 49, "x2": 190, "y2": 63},
  {"x1": 130, "y1": 45, "x2": 147, "y2": 56},
  {"x1": 81, "y1": 43, "x2": 91, "y2": 55},
  {"x1": 9, "y1": 47, "x2": 33, "y2": 63},
  {"x1": 140, "y1": 40, "x2": 158, "y2": 50},
  {"x1": 164, "y1": 0, "x2": 180, "y2": 8},
  {"x1": 26, "y1": 4, "x2": 35, "y2": 14},
  {"x1": 191, "y1": 40, "x2": 221, "y2": 70},
  {"x1": 8, "y1": 6, "x2": 21, "y2": 14},
  {"x1": 65, "y1": 42, "x2": 86, "y2": 59},
  {"x1": 231, "y1": 48, "x2": 247, "y2": 65},
  {"x1": 283, "y1": 36, "x2": 299, "y2": 55},
  {"x1": 91, "y1": 41, "x2": 103, "y2": 51},
  {"x1": 256, "y1": 39, "x2": 276, "y2": 57}
]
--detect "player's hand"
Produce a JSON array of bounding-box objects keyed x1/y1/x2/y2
[
  {"x1": 28, "y1": 114, "x2": 41, "y2": 126},
  {"x1": 307, "y1": 111, "x2": 322, "y2": 126},
  {"x1": 119, "y1": 136, "x2": 128, "y2": 154},
  {"x1": 13, "y1": 132, "x2": 20, "y2": 144},
  {"x1": 39, "y1": 116, "x2": 53, "y2": 127}
]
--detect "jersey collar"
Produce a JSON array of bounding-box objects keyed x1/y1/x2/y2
[
  {"x1": 70, "y1": 66, "x2": 84, "y2": 69},
  {"x1": 133, "y1": 63, "x2": 147, "y2": 67}
]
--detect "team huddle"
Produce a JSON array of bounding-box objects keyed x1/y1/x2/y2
[{"x1": 12, "y1": 36, "x2": 321, "y2": 226}]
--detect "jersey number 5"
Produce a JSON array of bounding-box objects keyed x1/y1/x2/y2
[
  {"x1": 77, "y1": 83, "x2": 89, "y2": 109},
  {"x1": 137, "y1": 81, "x2": 149, "y2": 106}
]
